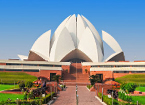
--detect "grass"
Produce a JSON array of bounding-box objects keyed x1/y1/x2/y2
[
  {"x1": 135, "y1": 86, "x2": 145, "y2": 92},
  {"x1": 0, "y1": 84, "x2": 19, "y2": 91},
  {"x1": 0, "y1": 93, "x2": 24, "y2": 101},
  {"x1": 98, "y1": 92, "x2": 120, "y2": 105},
  {"x1": 131, "y1": 96, "x2": 145, "y2": 104},
  {"x1": 87, "y1": 85, "x2": 93, "y2": 89},
  {"x1": 98, "y1": 92, "x2": 145, "y2": 105},
  {"x1": 115, "y1": 74, "x2": 145, "y2": 85},
  {"x1": 0, "y1": 72, "x2": 37, "y2": 84}
]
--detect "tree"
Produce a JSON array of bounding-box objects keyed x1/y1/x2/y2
[
  {"x1": 19, "y1": 81, "x2": 25, "y2": 90},
  {"x1": 53, "y1": 75, "x2": 61, "y2": 84},
  {"x1": 25, "y1": 81, "x2": 33, "y2": 89},
  {"x1": 85, "y1": 69, "x2": 88, "y2": 73},
  {"x1": 89, "y1": 74, "x2": 102, "y2": 85}
]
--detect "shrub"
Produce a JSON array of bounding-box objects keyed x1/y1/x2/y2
[
  {"x1": 107, "y1": 89, "x2": 118, "y2": 99},
  {"x1": 85, "y1": 69, "x2": 87, "y2": 73},
  {"x1": 121, "y1": 83, "x2": 137, "y2": 93},
  {"x1": 53, "y1": 75, "x2": 61, "y2": 84},
  {"x1": 32, "y1": 88, "x2": 41, "y2": 97},
  {"x1": 98, "y1": 92, "x2": 137, "y2": 105},
  {"x1": 65, "y1": 69, "x2": 68, "y2": 73},
  {"x1": 60, "y1": 85, "x2": 66, "y2": 88},
  {"x1": 0, "y1": 101, "x2": 16, "y2": 105},
  {"x1": 42, "y1": 92, "x2": 55, "y2": 104},
  {"x1": 98, "y1": 92, "x2": 118, "y2": 105},
  {"x1": 23, "y1": 92, "x2": 27, "y2": 100},
  {"x1": 125, "y1": 83, "x2": 137, "y2": 92},
  {"x1": 120, "y1": 83, "x2": 126, "y2": 90},
  {"x1": 32, "y1": 88, "x2": 46, "y2": 97},
  {"x1": 87, "y1": 85, "x2": 93, "y2": 89},
  {"x1": 25, "y1": 81, "x2": 33, "y2": 89},
  {"x1": 19, "y1": 81, "x2": 25, "y2": 90},
  {"x1": 89, "y1": 75, "x2": 102, "y2": 85},
  {"x1": 118, "y1": 92, "x2": 132, "y2": 102},
  {"x1": 28, "y1": 91, "x2": 33, "y2": 99},
  {"x1": 0, "y1": 92, "x2": 54, "y2": 105},
  {"x1": 89, "y1": 79, "x2": 95, "y2": 85}
]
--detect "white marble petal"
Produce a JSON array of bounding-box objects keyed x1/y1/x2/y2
[
  {"x1": 49, "y1": 27, "x2": 75, "y2": 62},
  {"x1": 18, "y1": 55, "x2": 28, "y2": 61},
  {"x1": 50, "y1": 15, "x2": 71, "y2": 49},
  {"x1": 77, "y1": 14, "x2": 87, "y2": 46},
  {"x1": 31, "y1": 30, "x2": 51, "y2": 61},
  {"x1": 81, "y1": 15, "x2": 103, "y2": 54},
  {"x1": 65, "y1": 14, "x2": 77, "y2": 47},
  {"x1": 105, "y1": 52, "x2": 125, "y2": 61},
  {"x1": 78, "y1": 27, "x2": 100, "y2": 62},
  {"x1": 102, "y1": 30, "x2": 122, "y2": 52}
]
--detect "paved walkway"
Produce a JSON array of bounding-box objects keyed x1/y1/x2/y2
[{"x1": 52, "y1": 86, "x2": 102, "y2": 105}]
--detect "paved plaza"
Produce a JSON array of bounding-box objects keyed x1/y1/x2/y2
[{"x1": 52, "y1": 86, "x2": 102, "y2": 105}]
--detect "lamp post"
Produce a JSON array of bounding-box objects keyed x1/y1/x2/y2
[
  {"x1": 76, "y1": 62, "x2": 77, "y2": 84},
  {"x1": 39, "y1": 67, "x2": 40, "y2": 77},
  {"x1": 76, "y1": 85, "x2": 78, "y2": 105}
]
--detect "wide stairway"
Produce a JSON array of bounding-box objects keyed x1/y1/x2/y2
[{"x1": 62, "y1": 63, "x2": 90, "y2": 86}]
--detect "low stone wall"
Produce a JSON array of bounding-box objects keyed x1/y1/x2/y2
[
  {"x1": 129, "y1": 91, "x2": 145, "y2": 96},
  {"x1": 94, "y1": 83, "x2": 113, "y2": 95}
]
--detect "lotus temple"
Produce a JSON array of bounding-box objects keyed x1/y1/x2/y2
[{"x1": 0, "y1": 14, "x2": 145, "y2": 84}]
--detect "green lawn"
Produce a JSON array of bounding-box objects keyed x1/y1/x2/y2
[
  {"x1": 0, "y1": 93, "x2": 24, "y2": 101},
  {"x1": 135, "y1": 87, "x2": 145, "y2": 92},
  {"x1": 0, "y1": 84, "x2": 19, "y2": 91},
  {"x1": 115, "y1": 74, "x2": 145, "y2": 85},
  {"x1": 131, "y1": 96, "x2": 145, "y2": 104},
  {"x1": 0, "y1": 72, "x2": 37, "y2": 84}
]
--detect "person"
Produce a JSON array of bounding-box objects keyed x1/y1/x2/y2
[
  {"x1": 42, "y1": 81, "x2": 47, "y2": 92},
  {"x1": 42, "y1": 81, "x2": 46, "y2": 88},
  {"x1": 38, "y1": 78, "x2": 41, "y2": 85},
  {"x1": 7, "y1": 98, "x2": 11, "y2": 101}
]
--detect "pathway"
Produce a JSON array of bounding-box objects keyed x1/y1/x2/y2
[{"x1": 52, "y1": 86, "x2": 102, "y2": 105}]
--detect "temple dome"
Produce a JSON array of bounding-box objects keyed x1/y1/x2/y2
[{"x1": 18, "y1": 14, "x2": 125, "y2": 62}]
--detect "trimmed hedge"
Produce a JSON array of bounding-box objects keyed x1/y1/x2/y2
[
  {"x1": 0, "y1": 92, "x2": 55, "y2": 105},
  {"x1": 0, "y1": 100, "x2": 41, "y2": 105}
]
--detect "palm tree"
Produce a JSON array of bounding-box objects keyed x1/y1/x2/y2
[
  {"x1": 53, "y1": 75, "x2": 61, "y2": 84},
  {"x1": 89, "y1": 75, "x2": 102, "y2": 85}
]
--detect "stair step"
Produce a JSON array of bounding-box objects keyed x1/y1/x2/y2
[
  {"x1": 62, "y1": 63, "x2": 90, "y2": 84},
  {"x1": 60, "y1": 82, "x2": 91, "y2": 86}
]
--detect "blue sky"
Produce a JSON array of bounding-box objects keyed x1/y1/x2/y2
[{"x1": 0, "y1": 0, "x2": 145, "y2": 61}]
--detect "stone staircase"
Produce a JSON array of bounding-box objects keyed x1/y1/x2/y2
[{"x1": 62, "y1": 63, "x2": 90, "y2": 86}]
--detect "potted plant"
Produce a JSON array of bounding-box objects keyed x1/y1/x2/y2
[
  {"x1": 65, "y1": 69, "x2": 68, "y2": 73},
  {"x1": 85, "y1": 69, "x2": 88, "y2": 73}
]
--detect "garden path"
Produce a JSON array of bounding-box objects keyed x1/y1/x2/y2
[{"x1": 52, "y1": 86, "x2": 102, "y2": 105}]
